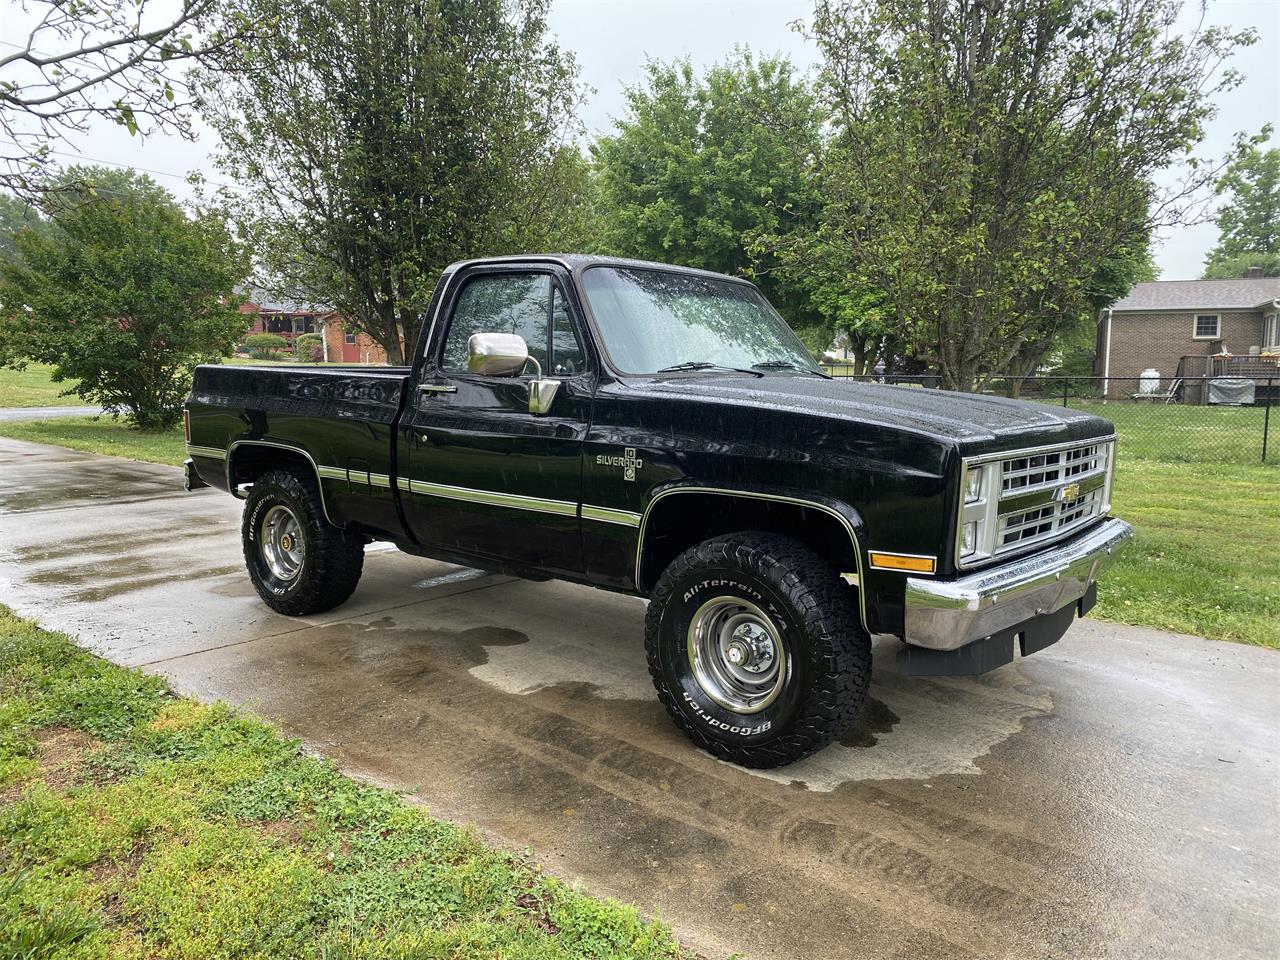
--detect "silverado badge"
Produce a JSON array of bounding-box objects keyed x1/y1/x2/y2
[{"x1": 597, "y1": 447, "x2": 643, "y2": 481}]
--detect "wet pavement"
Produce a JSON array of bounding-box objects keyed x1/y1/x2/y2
[
  {"x1": 0, "y1": 405, "x2": 103, "y2": 421},
  {"x1": 1, "y1": 436, "x2": 1276, "y2": 960}
]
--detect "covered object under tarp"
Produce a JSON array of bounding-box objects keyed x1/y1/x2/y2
[{"x1": 1207, "y1": 378, "x2": 1256, "y2": 405}]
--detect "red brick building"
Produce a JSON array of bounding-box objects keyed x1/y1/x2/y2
[
  {"x1": 1095, "y1": 271, "x2": 1280, "y2": 397},
  {"x1": 238, "y1": 290, "x2": 389, "y2": 364}
]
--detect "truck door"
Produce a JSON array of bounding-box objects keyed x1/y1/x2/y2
[{"x1": 396, "y1": 263, "x2": 593, "y2": 577}]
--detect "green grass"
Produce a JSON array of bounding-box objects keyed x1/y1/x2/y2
[
  {"x1": 1094, "y1": 459, "x2": 1279, "y2": 649},
  {"x1": 1072, "y1": 401, "x2": 1272, "y2": 466},
  {"x1": 0, "y1": 606, "x2": 695, "y2": 960},
  {"x1": 0, "y1": 364, "x2": 84, "y2": 408},
  {"x1": 0, "y1": 417, "x2": 186, "y2": 466}
]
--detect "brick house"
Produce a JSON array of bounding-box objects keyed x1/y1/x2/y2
[
  {"x1": 238, "y1": 289, "x2": 389, "y2": 364},
  {"x1": 1095, "y1": 270, "x2": 1280, "y2": 397}
]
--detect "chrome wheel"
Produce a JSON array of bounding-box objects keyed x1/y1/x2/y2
[
  {"x1": 687, "y1": 596, "x2": 787, "y2": 714},
  {"x1": 260, "y1": 504, "x2": 305, "y2": 581}
]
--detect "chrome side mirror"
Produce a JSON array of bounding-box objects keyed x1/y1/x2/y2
[
  {"x1": 467, "y1": 332, "x2": 529, "y2": 377},
  {"x1": 466, "y1": 331, "x2": 560, "y2": 415}
]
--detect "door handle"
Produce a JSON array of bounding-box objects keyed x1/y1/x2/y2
[{"x1": 419, "y1": 383, "x2": 457, "y2": 394}]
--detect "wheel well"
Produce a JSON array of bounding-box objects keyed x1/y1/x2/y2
[
  {"x1": 638, "y1": 492, "x2": 861, "y2": 593},
  {"x1": 228, "y1": 444, "x2": 317, "y2": 492}
]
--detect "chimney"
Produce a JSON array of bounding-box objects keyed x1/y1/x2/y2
[{"x1": 1244, "y1": 265, "x2": 1264, "y2": 278}]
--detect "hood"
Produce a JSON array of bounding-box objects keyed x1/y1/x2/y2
[{"x1": 628, "y1": 374, "x2": 1114, "y2": 453}]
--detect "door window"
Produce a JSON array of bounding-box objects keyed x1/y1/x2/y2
[
  {"x1": 551, "y1": 286, "x2": 585, "y2": 375},
  {"x1": 442, "y1": 274, "x2": 550, "y2": 372},
  {"x1": 440, "y1": 273, "x2": 585, "y2": 377}
]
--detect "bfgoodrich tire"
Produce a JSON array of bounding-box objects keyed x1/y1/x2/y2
[
  {"x1": 242, "y1": 467, "x2": 364, "y2": 616},
  {"x1": 645, "y1": 532, "x2": 871, "y2": 768}
]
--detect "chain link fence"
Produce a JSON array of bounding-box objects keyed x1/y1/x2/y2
[{"x1": 825, "y1": 373, "x2": 1277, "y2": 466}]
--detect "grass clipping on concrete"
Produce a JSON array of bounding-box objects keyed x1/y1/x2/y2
[{"x1": 0, "y1": 607, "x2": 694, "y2": 960}]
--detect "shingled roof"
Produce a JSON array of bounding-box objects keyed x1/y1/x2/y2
[{"x1": 1111, "y1": 277, "x2": 1280, "y2": 312}]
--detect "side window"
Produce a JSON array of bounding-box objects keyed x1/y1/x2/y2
[
  {"x1": 550, "y1": 286, "x2": 585, "y2": 376},
  {"x1": 442, "y1": 274, "x2": 550, "y2": 372}
]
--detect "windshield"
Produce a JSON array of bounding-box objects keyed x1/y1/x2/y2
[{"x1": 580, "y1": 267, "x2": 820, "y2": 376}]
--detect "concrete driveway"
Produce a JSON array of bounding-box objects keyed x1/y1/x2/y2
[
  {"x1": 0, "y1": 405, "x2": 103, "y2": 421},
  {"x1": 1, "y1": 435, "x2": 1276, "y2": 960}
]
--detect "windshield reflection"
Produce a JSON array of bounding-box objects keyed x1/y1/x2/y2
[{"x1": 581, "y1": 267, "x2": 819, "y2": 376}]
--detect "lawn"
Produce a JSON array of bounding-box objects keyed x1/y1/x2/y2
[
  {"x1": 0, "y1": 416, "x2": 185, "y2": 466},
  {"x1": 0, "y1": 404, "x2": 1274, "y2": 648},
  {"x1": 0, "y1": 364, "x2": 84, "y2": 408},
  {"x1": 1071, "y1": 401, "x2": 1273, "y2": 466},
  {"x1": 1096, "y1": 459, "x2": 1279, "y2": 649},
  {"x1": 0, "y1": 606, "x2": 693, "y2": 960}
]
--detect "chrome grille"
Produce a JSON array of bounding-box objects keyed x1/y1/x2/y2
[
  {"x1": 958, "y1": 437, "x2": 1115, "y2": 568},
  {"x1": 998, "y1": 488, "x2": 1103, "y2": 553},
  {"x1": 1000, "y1": 442, "x2": 1106, "y2": 494}
]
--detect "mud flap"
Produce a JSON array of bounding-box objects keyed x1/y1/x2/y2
[{"x1": 897, "y1": 599, "x2": 1079, "y2": 677}]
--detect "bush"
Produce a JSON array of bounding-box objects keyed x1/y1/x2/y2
[
  {"x1": 294, "y1": 332, "x2": 323, "y2": 363},
  {"x1": 244, "y1": 333, "x2": 288, "y2": 360},
  {"x1": 0, "y1": 169, "x2": 248, "y2": 429}
]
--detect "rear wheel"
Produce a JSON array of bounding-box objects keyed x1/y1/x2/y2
[
  {"x1": 242, "y1": 467, "x2": 364, "y2": 616},
  {"x1": 645, "y1": 532, "x2": 871, "y2": 768}
]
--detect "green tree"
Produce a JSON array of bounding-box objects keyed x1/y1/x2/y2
[
  {"x1": 0, "y1": 0, "x2": 247, "y2": 196},
  {"x1": 1203, "y1": 251, "x2": 1280, "y2": 279},
  {"x1": 0, "y1": 169, "x2": 249, "y2": 427},
  {"x1": 592, "y1": 51, "x2": 826, "y2": 327},
  {"x1": 0, "y1": 194, "x2": 46, "y2": 263},
  {"x1": 1204, "y1": 143, "x2": 1279, "y2": 275},
  {"x1": 790, "y1": 0, "x2": 1254, "y2": 390},
  {"x1": 199, "y1": 0, "x2": 588, "y2": 365}
]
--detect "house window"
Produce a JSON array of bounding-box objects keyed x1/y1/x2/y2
[
  {"x1": 1265, "y1": 314, "x2": 1277, "y2": 349},
  {"x1": 1193, "y1": 314, "x2": 1220, "y2": 339},
  {"x1": 344, "y1": 330, "x2": 356, "y2": 345}
]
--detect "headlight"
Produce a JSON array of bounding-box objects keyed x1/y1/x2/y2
[
  {"x1": 965, "y1": 466, "x2": 983, "y2": 503},
  {"x1": 961, "y1": 521, "x2": 977, "y2": 556}
]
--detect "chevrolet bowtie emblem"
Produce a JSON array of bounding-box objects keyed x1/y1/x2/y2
[{"x1": 1056, "y1": 481, "x2": 1081, "y2": 503}]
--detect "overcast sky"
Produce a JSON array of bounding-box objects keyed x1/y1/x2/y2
[{"x1": 18, "y1": 0, "x2": 1280, "y2": 280}]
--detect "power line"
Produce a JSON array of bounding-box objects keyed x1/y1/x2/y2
[{"x1": 38, "y1": 146, "x2": 243, "y2": 194}]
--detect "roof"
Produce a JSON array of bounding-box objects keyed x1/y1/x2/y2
[
  {"x1": 235, "y1": 285, "x2": 335, "y2": 314},
  {"x1": 442, "y1": 253, "x2": 755, "y2": 286},
  {"x1": 1110, "y1": 277, "x2": 1280, "y2": 312}
]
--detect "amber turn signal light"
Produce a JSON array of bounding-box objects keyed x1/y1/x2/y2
[{"x1": 868, "y1": 552, "x2": 936, "y2": 574}]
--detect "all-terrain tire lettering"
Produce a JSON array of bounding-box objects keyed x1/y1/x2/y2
[{"x1": 646, "y1": 531, "x2": 871, "y2": 768}]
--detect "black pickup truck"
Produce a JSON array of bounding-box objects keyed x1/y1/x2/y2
[{"x1": 184, "y1": 255, "x2": 1132, "y2": 767}]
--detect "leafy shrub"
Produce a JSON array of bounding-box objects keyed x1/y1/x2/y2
[
  {"x1": 0, "y1": 168, "x2": 248, "y2": 429},
  {"x1": 244, "y1": 333, "x2": 288, "y2": 360},
  {"x1": 294, "y1": 332, "x2": 323, "y2": 363}
]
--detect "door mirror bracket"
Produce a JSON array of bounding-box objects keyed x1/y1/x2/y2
[{"x1": 528, "y1": 377, "x2": 559, "y2": 416}]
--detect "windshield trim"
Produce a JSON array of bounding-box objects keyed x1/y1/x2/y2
[{"x1": 576, "y1": 263, "x2": 820, "y2": 378}]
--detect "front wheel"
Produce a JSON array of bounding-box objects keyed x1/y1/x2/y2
[
  {"x1": 242, "y1": 467, "x2": 365, "y2": 616},
  {"x1": 645, "y1": 532, "x2": 871, "y2": 768}
]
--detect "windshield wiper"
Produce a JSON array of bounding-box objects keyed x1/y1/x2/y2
[
  {"x1": 752, "y1": 359, "x2": 833, "y2": 379},
  {"x1": 656, "y1": 361, "x2": 763, "y2": 377}
]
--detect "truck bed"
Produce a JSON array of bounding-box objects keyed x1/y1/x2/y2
[{"x1": 186, "y1": 363, "x2": 413, "y2": 540}]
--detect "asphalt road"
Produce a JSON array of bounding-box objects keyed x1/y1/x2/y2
[{"x1": 1, "y1": 436, "x2": 1276, "y2": 960}]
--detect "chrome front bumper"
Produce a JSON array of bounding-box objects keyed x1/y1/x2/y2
[{"x1": 904, "y1": 518, "x2": 1133, "y2": 651}]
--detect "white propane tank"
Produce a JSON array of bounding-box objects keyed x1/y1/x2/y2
[{"x1": 1138, "y1": 368, "x2": 1161, "y2": 395}]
